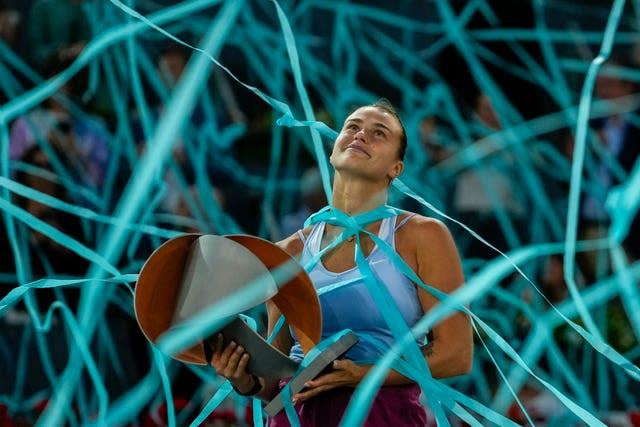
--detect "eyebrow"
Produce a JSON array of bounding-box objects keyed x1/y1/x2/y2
[{"x1": 344, "y1": 118, "x2": 392, "y2": 133}]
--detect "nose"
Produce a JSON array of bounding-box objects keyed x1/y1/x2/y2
[{"x1": 354, "y1": 128, "x2": 367, "y2": 142}]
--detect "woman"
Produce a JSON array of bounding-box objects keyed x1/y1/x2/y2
[{"x1": 212, "y1": 100, "x2": 473, "y2": 426}]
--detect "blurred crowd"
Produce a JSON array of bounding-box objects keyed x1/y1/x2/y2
[{"x1": 0, "y1": 1, "x2": 639, "y2": 426}]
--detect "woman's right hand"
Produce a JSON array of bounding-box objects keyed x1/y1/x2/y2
[{"x1": 210, "y1": 333, "x2": 257, "y2": 394}]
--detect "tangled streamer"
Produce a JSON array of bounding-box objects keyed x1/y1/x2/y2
[{"x1": 0, "y1": 0, "x2": 639, "y2": 426}]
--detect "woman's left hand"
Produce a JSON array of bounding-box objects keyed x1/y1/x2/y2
[{"x1": 292, "y1": 359, "x2": 369, "y2": 403}]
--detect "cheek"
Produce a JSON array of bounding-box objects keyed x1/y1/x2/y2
[
  {"x1": 330, "y1": 136, "x2": 346, "y2": 159},
  {"x1": 329, "y1": 143, "x2": 338, "y2": 165}
]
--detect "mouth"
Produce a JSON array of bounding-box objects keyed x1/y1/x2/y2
[{"x1": 346, "y1": 143, "x2": 370, "y2": 157}]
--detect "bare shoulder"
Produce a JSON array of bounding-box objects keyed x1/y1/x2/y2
[
  {"x1": 395, "y1": 213, "x2": 461, "y2": 267},
  {"x1": 397, "y1": 213, "x2": 464, "y2": 290},
  {"x1": 396, "y1": 213, "x2": 456, "y2": 246}
]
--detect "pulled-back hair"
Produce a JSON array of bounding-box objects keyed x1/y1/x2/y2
[{"x1": 367, "y1": 98, "x2": 407, "y2": 160}]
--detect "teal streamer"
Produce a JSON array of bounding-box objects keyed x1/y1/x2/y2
[
  {"x1": 10, "y1": 323, "x2": 32, "y2": 413},
  {"x1": 156, "y1": 258, "x2": 301, "y2": 361},
  {"x1": 259, "y1": 115, "x2": 285, "y2": 237},
  {"x1": 267, "y1": 313, "x2": 286, "y2": 346},
  {"x1": 0, "y1": 197, "x2": 120, "y2": 277},
  {"x1": 607, "y1": 164, "x2": 640, "y2": 246},
  {"x1": 0, "y1": 1, "x2": 638, "y2": 426},
  {"x1": 287, "y1": 197, "x2": 637, "y2": 424},
  {"x1": 29, "y1": 301, "x2": 109, "y2": 426},
  {"x1": 471, "y1": 320, "x2": 534, "y2": 426},
  {"x1": 563, "y1": 0, "x2": 627, "y2": 341},
  {"x1": 610, "y1": 246, "x2": 640, "y2": 341},
  {"x1": 0, "y1": 1, "x2": 225, "y2": 125},
  {"x1": 281, "y1": 384, "x2": 302, "y2": 427},
  {"x1": 189, "y1": 381, "x2": 233, "y2": 427},
  {"x1": 153, "y1": 349, "x2": 176, "y2": 427},
  {"x1": 0, "y1": 176, "x2": 180, "y2": 239},
  {"x1": 309, "y1": 207, "x2": 450, "y2": 424},
  {"x1": 252, "y1": 395, "x2": 265, "y2": 427},
  {"x1": 322, "y1": 206, "x2": 636, "y2": 424},
  {"x1": 0, "y1": 275, "x2": 137, "y2": 314},
  {"x1": 85, "y1": 370, "x2": 161, "y2": 427},
  {"x1": 39, "y1": 5, "x2": 247, "y2": 425},
  {"x1": 271, "y1": 0, "x2": 333, "y2": 201}
]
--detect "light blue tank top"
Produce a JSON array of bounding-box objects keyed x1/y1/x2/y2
[{"x1": 289, "y1": 215, "x2": 423, "y2": 364}]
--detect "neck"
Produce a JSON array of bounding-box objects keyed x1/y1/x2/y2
[{"x1": 330, "y1": 173, "x2": 389, "y2": 216}]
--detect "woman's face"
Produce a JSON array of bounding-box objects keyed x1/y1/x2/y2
[{"x1": 330, "y1": 106, "x2": 404, "y2": 182}]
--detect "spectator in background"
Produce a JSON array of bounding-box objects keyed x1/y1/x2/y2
[
  {"x1": 540, "y1": 254, "x2": 568, "y2": 304},
  {"x1": 452, "y1": 90, "x2": 526, "y2": 260},
  {"x1": 0, "y1": 1, "x2": 20, "y2": 50},
  {"x1": 507, "y1": 381, "x2": 566, "y2": 425},
  {"x1": 9, "y1": 53, "x2": 112, "y2": 208},
  {"x1": 0, "y1": 2, "x2": 23, "y2": 104},
  {"x1": 279, "y1": 166, "x2": 327, "y2": 238},
  {"x1": 25, "y1": 0, "x2": 117, "y2": 119},
  {"x1": 11, "y1": 144, "x2": 89, "y2": 279},
  {"x1": 172, "y1": 184, "x2": 227, "y2": 233},
  {"x1": 419, "y1": 115, "x2": 453, "y2": 164},
  {"x1": 470, "y1": 91, "x2": 502, "y2": 134},
  {"x1": 414, "y1": 114, "x2": 459, "y2": 215},
  {"x1": 130, "y1": 44, "x2": 203, "y2": 217},
  {"x1": 131, "y1": 42, "x2": 249, "y2": 231},
  {"x1": 152, "y1": 41, "x2": 246, "y2": 129}
]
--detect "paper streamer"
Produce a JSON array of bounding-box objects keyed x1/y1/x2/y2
[{"x1": 0, "y1": 1, "x2": 638, "y2": 426}]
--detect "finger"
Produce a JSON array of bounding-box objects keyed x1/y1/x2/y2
[
  {"x1": 332, "y1": 359, "x2": 354, "y2": 371},
  {"x1": 234, "y1": 352, "x2": 250, "y2": 377},
  {"x1": 294, "y1": 384, "x2": 332, "y2": 403},
  {"x1": 224, "y1": 345, "x2": 245, "y2": 377},
  {"x1": 218, "y1": 340, "x2": 238, "y2": 367},
  {"x1": 210, "y1": 334, "x2": 225, "y2": 370},
  {"x1": 214, "y1": 333, "x2": 224, "y2": 355},
  {"x1": 228, "y1": 345, "x2": 245, "y2": 367},
  {"x1": 305, "y1": 371, "x2": 342, "y2": 388}
]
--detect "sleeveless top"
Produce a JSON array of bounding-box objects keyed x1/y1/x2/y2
[{"x1": 289, "y1": 215, "x2": 423, "y2": 364}]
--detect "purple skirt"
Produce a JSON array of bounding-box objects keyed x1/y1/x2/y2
[{"x1": 268, "y1": 381, "x2": 427, "y2": 427}]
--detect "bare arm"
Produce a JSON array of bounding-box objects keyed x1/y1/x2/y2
[{"x1": 410, "y1": 216, "x2": 473, "y2": 378}]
